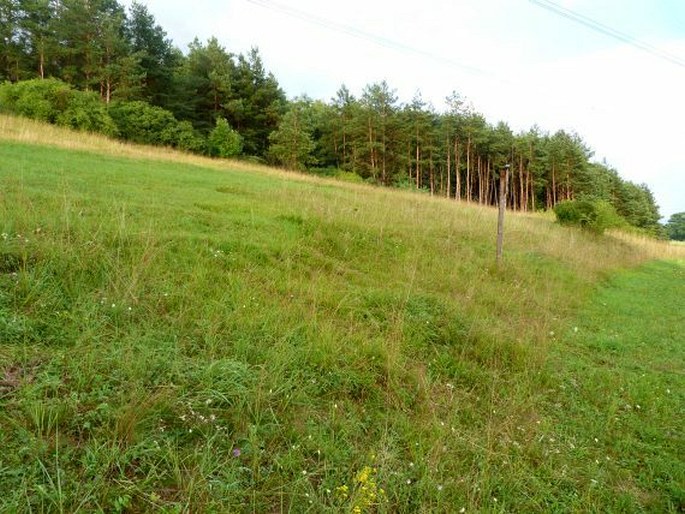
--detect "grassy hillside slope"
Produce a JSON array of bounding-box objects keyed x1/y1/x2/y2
[{"x1": 1, "y1": 116, "x2": 683, "y2": 512}]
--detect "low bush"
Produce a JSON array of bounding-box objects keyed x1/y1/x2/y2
[
  {"x1": 108, "y1": 101, "x2": 181, "y2": 146},
  {"x1": 56, "y1": 90, "x2": 118, "y2": 136},
  {"x1": 0, "y1": 79, "x2": 117, "y2": 136},
  {"x1": 554, "y1": 199, "x2": 624, "y2": 234},
  {"x1": 173, "y1": 121, "x2": 207, "y2": 154},
  {"x1": 0, "y1": 78, "x2": 71, "y2": 122},
  {"x1": 208, "y1": 118, "x2": 243, "y2": 158}
]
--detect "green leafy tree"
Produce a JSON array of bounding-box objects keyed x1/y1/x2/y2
[
  {"x1": 403, "y1": 92, "x2": 434, "y2": 191},
  {"x1": 226, "y1": 47, "x2": 285, "y2": 157},
  {"x1": 268, "y1": 100, "x2": 315, "y2": 170},
  {"x1": 327, "y1": 85, "x2": 360, "y2": 171},
  {"x1": 54, "y1": 0, "x2": 126, "y2": 91},
  {"x1": 0, "y1": 0, "x2": 25, "y2": 82},
  {"x1": 126, "y1": 1, "x2": 180, "y2": 107},
  {"x1": 614, "y1": 181, "x2": 661, "y2": 231},
  {"x1": 208, "y1": 117, "x2": 242, "y2": 158},
  {"x1": 173, "y1": 37, "x2": 234, "y2": 131},
  {"x1": 360, "y1": 81, "x2": 400, "y2": 184},
  {"x1": 98, "y1": 7, "x2": 144, "y2": 103},
  {"x1": 665, "y1": 212, "x2": 685, "y2": 241},
  {"x1": 18, "y1": 0, "x2": 58, "y2": 80}
]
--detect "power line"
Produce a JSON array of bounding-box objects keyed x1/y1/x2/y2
[
  {"x1": 242, "y1": 0, "x2": 613, "y2": 119},
  {"x1": 244, "y1": 0, "x2": 497, "y2": 80},
  {"x1": 530, "y1": 0, "x2": 685, "y2": 69}
]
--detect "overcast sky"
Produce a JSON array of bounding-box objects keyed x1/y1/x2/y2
[{"x1": 123, "y1": 0, "x2": 685, "y2": 220}]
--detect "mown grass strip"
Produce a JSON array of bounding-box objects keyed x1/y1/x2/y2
[{"x1": 541, "y1": 261, "x2": 685, "y2": 512}]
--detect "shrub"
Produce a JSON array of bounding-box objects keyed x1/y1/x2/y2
[
  {"x1": 173, "y1": 121, "x2": 207, "y2": 154},
  {"x1": 208, "y1": 118, "x2": 243, "y2": 158},
  {"x1": 0, "y1": 78, "x2": 73, "y2": 123},
  {"x1": 554, "y1": 199, "x2": 623, "y2": 234},
  {"x1": 108, "y1": 101, "x2": 181, "y2": 146},
  {"x1": 56, "y1": 90, "x2": 118, "y2": 136},
  {"x1": 0, "y1": 78, "x2": 117, "y2": 136}
]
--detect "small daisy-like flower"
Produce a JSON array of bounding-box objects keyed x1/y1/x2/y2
[{"x1": 232, "y1": 448, "x2": 241, "y2": 457}]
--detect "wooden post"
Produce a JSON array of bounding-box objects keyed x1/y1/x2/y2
[{"x1": 496, "y1": 164, "x2": 510, "y2": 266}]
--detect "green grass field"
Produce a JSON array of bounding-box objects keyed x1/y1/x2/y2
[{"x1": 1, "y1": 117, "x2": 683, "y2": 512}]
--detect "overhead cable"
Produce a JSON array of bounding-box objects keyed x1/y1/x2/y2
[{"x1": 530, "y1": 0, "x2": 685, "y2": 69}]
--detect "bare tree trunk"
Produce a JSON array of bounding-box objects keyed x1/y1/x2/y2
[
  {"x1": 407, "y1": 144, "x2": 412, "y2": 184},
  {"x1": 381, "y1": 123, "x2": 387, "y2": 185},
  {"x1": 455, "y1": 139, "x2": 461, "y2": 201},
  {"x1": 39, "y1": 46, "x2": 45, "y2": 79},
  {"x1": 429, "y1": 148, "x2": 435, "y2": 196},
  {"x1": 466, "y1": 136, "x2": 471, "y2": 202},
  {"x1": 446, "y1": 138, "x2": 451, "y2": 199},
  {"x1": 531, "y1": 169, "x2": 536, "y2": 212},
  {"x1": 484, "y1": 158, "x2": 489, "y2": 204},
  {"x1": 415, "y1": 141, "x2": 420, "y2": 189},
  {"x1": 518, "y1": 156, "x2": 524, "y2": 211},
  {"x1": 342, "y1": 115, "x2": 348, "y2": 166},
  {"x1": 478, "y1": 155, "x2": 484, "y2": 204},
  {"x1": 368, "y1": 118, "x2": 375, "y2": 178}
]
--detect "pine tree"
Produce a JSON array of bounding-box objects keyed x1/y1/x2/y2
[
  {"x1": 268, "y1": 100, "x2": 315, "y2": 170},
  {"x1": 0, "y1": 0, "x2": 25, "y2": 81},
  {"x1": 126, "y1": 1, "x2": 179, "y2": 107}
]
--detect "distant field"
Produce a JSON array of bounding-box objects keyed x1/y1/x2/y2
[{"x1": 1, "y1": 116, "x2": 682, "y2": 512}]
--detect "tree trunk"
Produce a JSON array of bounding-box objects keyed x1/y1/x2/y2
[
  {"x1": 368, "y1": 117, "x2": 375, "y2": 178},
  {"x1": 429, "y1": 148, "x2": 435, "y2": 196},
  {"x1": 518, "y1": 156, "x2": 524, "y2": 211},
  {"x1": 455, "y1": 139, "x2": 461, "y2": 201},
  {"x1": 478, "y1": 155, "x2": 484, "y2": 204},
  {"x1": 415, "y1": 140, "x2": 420, "y2": 189},
  {"x1": 39, "y1": 44, "x2": 45, "y2": 79},
  {"x1": 466, "y1": 136, "x2": 471, "y2": 202},
  {"x1": 446, "y1": 138, "x2": 451, "y2": 199},
  {"x1": 381, "y1": 122, "x2": 387, "y2": 185}
]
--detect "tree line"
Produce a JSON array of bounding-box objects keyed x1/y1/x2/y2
[{"x1": 0, "y1": 0, "x2": 665, "y2": 235}]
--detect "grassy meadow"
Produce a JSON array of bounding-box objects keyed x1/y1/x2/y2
[{"x1": 1, "y1": 115, "x2": 683, "y2": 512}]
